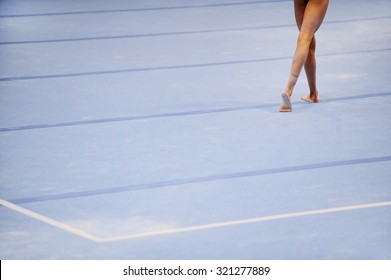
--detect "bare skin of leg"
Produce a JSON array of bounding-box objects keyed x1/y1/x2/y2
[{"x1": 280, "y1": 0, "x2": 328, "y2": 112}]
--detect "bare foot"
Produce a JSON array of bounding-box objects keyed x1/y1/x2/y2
[
  {"x1": 301, "y1": 92, "x2": 319, "y2": 103},
  {"x1": 279, "y1": 92, "x2": 292, "y2": 112}
]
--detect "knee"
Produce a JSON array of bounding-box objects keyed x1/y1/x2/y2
[
  {"x1": 297, "y1": 32, "x2": 314, "y2": 48},
  {"x1": 309, "y1": 38, "x2": 316, "y2": 53}
]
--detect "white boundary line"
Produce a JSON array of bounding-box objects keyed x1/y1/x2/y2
[
  {"x1": 1, "y1": 198, "x2": 391, "y2": 243},
  {"x1": 100, "y1": 200, "x2": 391, "y2": 242},
  {"x1": 0, "y1": 199, "x2": 100, "y2": 242}
]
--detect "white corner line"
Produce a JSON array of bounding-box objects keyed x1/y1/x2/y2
[
  {"x1": 0, "y1": 199, "x2": 101, "y2": 242},
  {"x1": 1, "y1": 199, "x2": 391, "y2": 243},
  {"x1": 100, "y1": 200, "x2": 391, "y2": 242}
]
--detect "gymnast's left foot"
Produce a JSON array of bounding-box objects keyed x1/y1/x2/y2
[{"x1": 279, "y1": 92, "x2": 292, "y2": 112}]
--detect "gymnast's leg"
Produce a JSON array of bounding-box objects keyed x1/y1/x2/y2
[{"x1": 279, "y1": 0, "x2": 328, "y2": 112}]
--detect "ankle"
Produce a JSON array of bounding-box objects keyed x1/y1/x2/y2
[
  {"x1": 283, "y1": 87, "x2": 293, "y2": 97},
  {"x1": 310, "y1": 90, "x2": 318, "y2": 97}
]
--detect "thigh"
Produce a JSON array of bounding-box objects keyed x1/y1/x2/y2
[
  {"x1": 300, "y1": 0, "x2": 329, "y2": 34},
  {"x1": 294, "y1": 0, "x2": 308, "y2": 30}
]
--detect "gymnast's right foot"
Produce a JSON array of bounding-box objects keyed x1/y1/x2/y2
[{"x1": 301, "y1": 91, "x2": 319, "y2": 103}]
